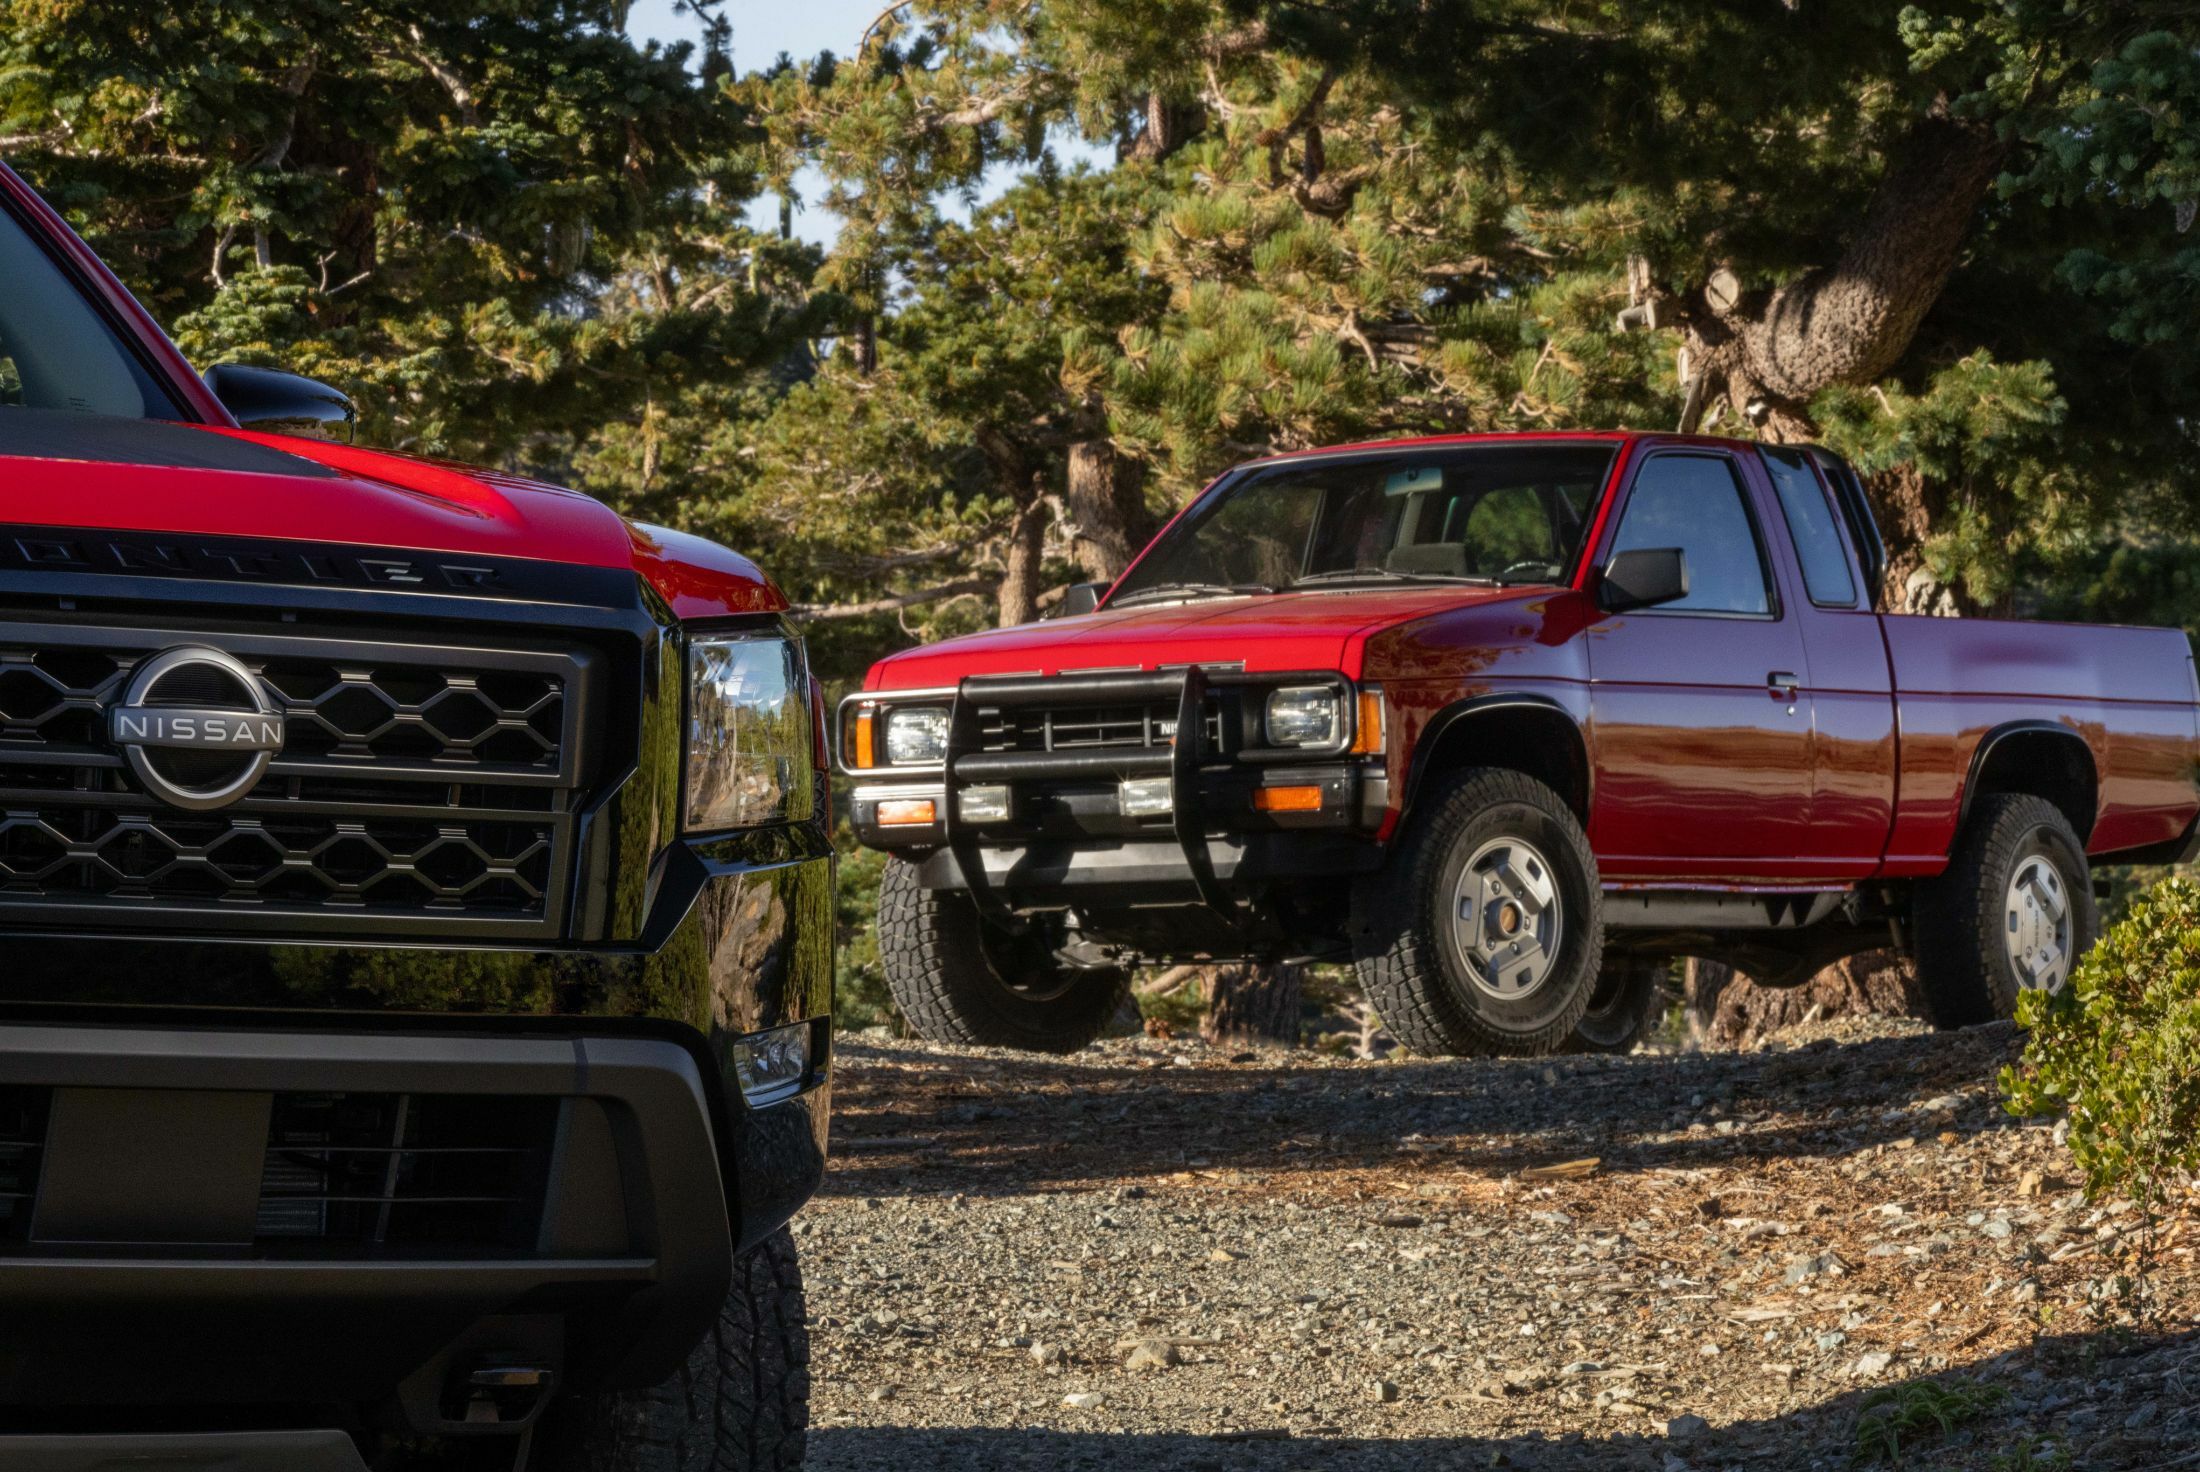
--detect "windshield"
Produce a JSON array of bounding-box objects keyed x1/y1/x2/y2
[
  {"x1": 1110, "y1": 442, "x2": 1619, "y2": 605},
  {"x1": 0, "y1": 201, "x2": 183, "y2": 420}
]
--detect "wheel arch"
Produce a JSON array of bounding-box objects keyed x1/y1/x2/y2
[
  {"x1": 1959, "y1": 721, "x2": 2098, "y2": 846},
  {"x1": 1402, "y1": 693, "x2": 1591, "y2": 824}
]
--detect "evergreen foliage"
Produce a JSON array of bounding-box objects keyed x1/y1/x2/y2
[{"x1": 8, "y1": 0, "x2": 2196, "y2": 641}]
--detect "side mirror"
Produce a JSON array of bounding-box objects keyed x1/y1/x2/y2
[
  {"x1": 1600, "y1": 547, "x2": 1689, "y2": 613},
  {"x1": 203, "y1": 363, "x2": 356, "y2": 443},
  {"x1": 1046, "y1": 582, "x2": 1107, "y2": 620}
]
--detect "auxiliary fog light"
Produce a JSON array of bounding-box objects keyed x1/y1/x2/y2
[
  {"x1": 732, "y1": 1021, "x2": 813, "y2": 1108},
  {"x1": 959, "y1": 785, "x2": 1012, "y2": 823},
  {"x1": 1119, "y1": 776, "x2": 1174, "y2": 817}
]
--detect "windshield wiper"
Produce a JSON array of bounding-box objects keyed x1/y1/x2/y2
[
  {"x1": 1109, "y1": 581, "x2": 1278, "y2": 608},
  {"x1": 1290, "y1": 568, "x2": 1499, "y2": 588}
]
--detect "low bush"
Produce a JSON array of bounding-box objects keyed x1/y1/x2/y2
[{"x1": 2001, "y1": 875, "x2": 2200, "y2": 1297}]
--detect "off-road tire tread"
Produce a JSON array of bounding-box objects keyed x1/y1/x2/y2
[
  {"x1": 1565, "y1": 958, "x2": 1665, "y2": 1054},
  {"x1": 1913, "y1": 792, "x2": 2095, "y2": 1029},
  {"x1": 1354, "y1": 767, "x2": 1602, "y2": 1057},
  {"x1": 546, "y1": 1228, "x2": 809, "y2": 1472},
  {"x1": 878, "y1": 857, "x2": 1127, "y2": 1053}
]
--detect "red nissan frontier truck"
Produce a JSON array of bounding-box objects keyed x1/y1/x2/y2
[
  {"x1": 0, "y1": 160, "x2": 825, "y2": 1468},
  {"x1": 842, "y1": 432, "x2": 2200, "y2": 1057}
]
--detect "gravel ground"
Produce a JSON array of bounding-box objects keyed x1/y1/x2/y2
[{"x1": 798, "y1": 1018, "x2": 2198, "y2": 1471}]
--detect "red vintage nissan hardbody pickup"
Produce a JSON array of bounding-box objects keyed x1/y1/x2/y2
[{"x1": 843, "y1": 432, "x2": 2200, "y2": 1057}]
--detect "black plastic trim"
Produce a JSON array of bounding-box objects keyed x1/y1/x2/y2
[
  {"x1": 0, "y1": 1022, "x2": 732, "y2": 1394},
  {"x1": 0, "y1": 525, "x2": 640, "y2": 608},
  {"x1": 0, "y1": 1431, "x2": 369, "y2": 1472},
  {"x1": 1957, "y1": 719, "x2": 2098, "y2": 834},
  {"x1": 1401, "y1": 691, "x2": 1591, "y2": 818}
]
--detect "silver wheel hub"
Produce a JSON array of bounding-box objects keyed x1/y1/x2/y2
[
  {"x1": 1451, "y1": 836, "x2": 1563, "y2": 1000},
  {"x1": 2004, "y1": 854, "x2": 2073, "y2": 995}
]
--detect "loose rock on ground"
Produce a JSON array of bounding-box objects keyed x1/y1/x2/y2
[{"x1": 799, "y1": 1017, "x2": 2198, "y2": 1470}]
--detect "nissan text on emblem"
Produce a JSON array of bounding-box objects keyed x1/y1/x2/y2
[{"x1": 108, "y1": 646, "x2": 285, "y2": 810}]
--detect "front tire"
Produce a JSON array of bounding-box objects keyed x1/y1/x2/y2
[
  {"x1": 878, "y1": 857, "x2": 1129, "y2": 1052},
  {"x1": 1565, "y1": 957, "x2": 1667, "y2": 1054},
  {"x1": 1353, "y1": 768, "x2": 1603, "y2": 1057},
  {"x1": 543, "y1": 1228, "x2": 809, "y2": 1472},
  {"x1": 1913, "y1": 793, "x2": 2098, "y2": 1028}
]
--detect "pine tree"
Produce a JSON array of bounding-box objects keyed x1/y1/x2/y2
[{"x1": 0, "y1": 0, "x2": 821, "y2": 472}]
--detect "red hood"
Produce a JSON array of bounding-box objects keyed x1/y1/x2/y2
[
  {"x1": 870, "y1": 585, "x2": 1543, "y2": 687},
  {"x1": 0, "y1": 421, "x2": 785, "y2": 619}
]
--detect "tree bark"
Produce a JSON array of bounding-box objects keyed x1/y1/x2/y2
[
  {"x1": 1678, "y1": 110, "x2": 2009, "y2": 436},
  {"x1": 997, "y1": 496, "x2": 1046, "y2": 627},
  {"x1": 1124, "y1": 91, "x2": 1204, "y2": 164},
  {"x1": 1201, "y1": 962, "x2": 1303, "y2": 1048},
  {"x1": 1685, "y1": 951, "x2": 1924, "y2": 1049},
  {"x1": 1063, "y1": 439, "x2": 1151, "y2": 582}
]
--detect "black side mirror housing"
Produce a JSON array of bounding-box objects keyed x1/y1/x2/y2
[
  {"x1": 1600, "y1": 547, "x2": 1689, "y2": 613},
  {"x1": 1047, "y1": 582, "x2": 1107, "y2": 620},
  {"x1": 203, "y1": 363, "x2": 356, "y2": 444}
]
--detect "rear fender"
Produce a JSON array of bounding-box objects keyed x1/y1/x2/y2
[{"x1": 1958, "y1": 720, "x2": 2099, "y2": 845}]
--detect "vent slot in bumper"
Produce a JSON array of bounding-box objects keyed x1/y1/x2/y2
[
  {"x1": 0, "y1": 1086, "x2": 50, "y2": 1245},
  {"x1": 256, "y1": 1092, "x2": 560, "y2": 1257}
]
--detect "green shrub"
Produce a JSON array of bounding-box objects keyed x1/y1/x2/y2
[
  {"x1": 2001, "y1": 876, "x2": 2200, "y2": 1285},
  {"x1": 833, "y1": 826, "x2": 896, "y2": 1032},
  {"x1": 1850, "y1": 1378, "x2": 2008, "y2": 1466}
]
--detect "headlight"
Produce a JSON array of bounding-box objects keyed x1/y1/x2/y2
[
  {"x1": 883, "y1": 706, "x2": 950, "y2": 765},
  {"x1": 686, "y1": 632, "x2": 816, "y2": 831},
  {"x1": 1265, "y1": 686, "x2": 1342, "y2": 747}
]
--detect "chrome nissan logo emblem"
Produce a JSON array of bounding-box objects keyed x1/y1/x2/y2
[{"x1": 108, "y1": 646, "x2": 285, "y2": 810}]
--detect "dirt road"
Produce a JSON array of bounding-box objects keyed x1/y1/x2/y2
[{"x1": 798, "y1": 1018, "x2": 2197, "y2": 1470}]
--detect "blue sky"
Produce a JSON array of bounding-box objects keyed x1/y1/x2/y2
[
  {"x1": 627, "y1": 0, "x2": 880, "y2": 76},
  {"x1": 625, "y1": 0, "x2": 1113, "y2": 247}
]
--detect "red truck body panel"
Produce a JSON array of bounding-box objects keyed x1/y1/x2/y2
[
  {"x1": 864, "y1": 429, "x2": 2200, "y2": 885},
  {"x1": 0, "y1": 162, "x2": 783, "y2": 622}
]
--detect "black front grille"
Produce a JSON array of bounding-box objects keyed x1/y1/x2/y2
[
  {"x1": 978, "y1": 700, "x2": 1225, "y2": 755},
  {"x1": 0, "y1": 801, "x2": 552, "y2": 915},
  {"x1": 0, "y1": 1086, "x2": 51, "y2": 1245},
  {"x1": 256, "y1": 1091, "x2": 559, "y2": 1256},
  {"x1": 0, "y1": 623, "x2": 588, "y2": 938},
  {"x1": 0, "y1": 644, "x2": 567, "y2": 777}
]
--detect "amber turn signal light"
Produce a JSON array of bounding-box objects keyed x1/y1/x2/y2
[
  {"x1": 1350, "y1": 690, "x2": 1385, "y2": 756},
  {"x1": 877, "y1": 798, "x2": 937, "y2": 826},
  {"x1": 1253, "y1": 785, "x2": 1324, "y2": 813},
  {"x1": 848, "y1": 709, "x2": 877, "y2": 770}
]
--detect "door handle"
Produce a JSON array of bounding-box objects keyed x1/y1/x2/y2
[{"x1": 1767, "y1": 671, "x2": 1799, "y2": 692}]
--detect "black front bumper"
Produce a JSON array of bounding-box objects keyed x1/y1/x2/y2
[
  {"x1": 0, "y1": 1023, "x2": 774, "y2": 1414},
  {"x1": 846, "y1": 669, "x2": 1388, "y2": 914}
]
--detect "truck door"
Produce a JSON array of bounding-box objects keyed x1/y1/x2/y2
[
  {"x1": 1584, "y1": 447, "x2": 1816, "y2": 880},
  {"x1": 1755, "y1": 446, "x2": 1898, "y2": 878}
]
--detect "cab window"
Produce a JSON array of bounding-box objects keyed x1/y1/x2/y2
[
  {"x1": 1608, "y1": 454, "x2": 1772, "y2": 616},
  {"x1": 1762, "y1": 447, "x2": 1859, "y2": 608}
]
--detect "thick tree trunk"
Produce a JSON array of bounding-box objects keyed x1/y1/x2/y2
[
  {"x1": 1063, "y1": 439, "x2": 1151, "y2": 583},
  {"x1": 975, "y1": 425, "x2": 1046, "y2": 627},
  {"x1": 1685, "y1": 951, "x2": 1923, "y2": 1049},
  {"x1": 1201, "y1": 961, "x2": 1303, "y2": 1048},
  {"x1": 1678, "y1": 110, "x2": 2009, "y2": 435},
  {"x1": 997, "y1": 497, "x2": 1046, "y2": 627}
]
